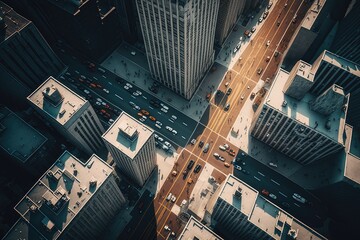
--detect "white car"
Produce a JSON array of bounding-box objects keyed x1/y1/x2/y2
[
  {"x1": 154, "y1": 134, "x2": 159, "y2": 139},
  {"x1": 108, "y1": 118, "x2": 114, "y2": 124},
  {"x1": 171, "y1": 195, "x2": 177, "y2": 203},
  {"x1": 132, "y1": 92, "x2": 140, "y2": 96},
  {"x1": 166, "y1": 193, "x2": 172, "y2": 201},
  {"x1": 139, "y1": 117, "x2": 145, "y2": 122},
  {"x1": 164, "y1": 225, "x2": 171, "y2": 231},
  {"x1": 165, "y1": 126, "x2": 173, "y2": 131},
  {"x1": 101, "y1": 102, "x2": 107, "y2": 106},
  {"x1": 134, "y1": 105, "x2": 140, "y2": 110},
  {"x1": 164, "y1": 141, "x2": 172, "y2": 148},
  {"x1": 158, "y1": 137, "x2": 164, "y2": 142},
  {"x1": 223, "y1": 144, "x2": 230, "y2": 149},
  {"x1": 258, "y1": 17, "x2": 263, "y2": 23},
  {"x1": 95, "y1": 101, "x2": 101, "y2": 106},
  {"x1": 172, "y1": 130, "x2": 177, "y2": 135},
  {"x1": 235, "y1": 165, "x2": 242, "y2": 171},
  {"x1": 161, "y1": 108, "x2": 168, "y2": 113},
  {"x1": 241, "y1": 95, "x2": 244, "y2": 100},
  {"x1": 219, "y1": 145, "x2": 226, "y2": 151},
  {"x1": 225, "y1": 82, "x2": 230, "y2": 87},
  {"x1": 247, "y1": 85, "x2": 250, "y2": 89},
  {"x1": 103, "y1": 88, "x2": 110, "y2": 93},
  {"x1": 155, "y1": 124, "x2": 161, "y2": 129},
  {"x1": 269, "y1": 162, "x2": 278, "y2": 168},
  {"x1": 269, "y1": 193, "x2": 277, "y2": 200},
  {"x1": 155, "y1": 121, "x2": 162, "y2": 126},
  {"x1": 171, "y1": 115, "x2": 177, "y2": 120},
  {"x1": 129, "y1": 101, "x2": 135, "y2": 107},
  {"x1": 251, "y1": 26, "x2": 256, "y2": 32},
  {"x1": 239, "y1": 36, "x2": 243, "y2": 42},
  {"x1": 266, "y1": 40, "x2": 270, "y2": 46},
  {"x1": 136, "y1": 90, "x2": 142, "y2": 95},
  {"x1": 97, "y1": 98, "x2": 103, "y2": 102},
  {"x1": 218, "y1": 156, "x2": 225, "y2": 162},
  {"x1": 213, "y1": 152, "x2": 220, "y2": 158},
  {"x1": 190, "y1": 139, "x2": 196, "y2": 145},
  {"x1": 293, "y1": 193, "x2": 306, "y2": 203},
  {"x1": 162, "y1": 145, "x2": 169, "y2": 151},
  {"x1": 126, "y1": 83, "x2": 133, "y2": 88},
  {"x1": 124, "y1": 85, "x2": 130, "y2": 90}
]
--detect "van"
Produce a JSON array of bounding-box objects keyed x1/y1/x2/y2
[{"x1": 203, "y1": 143, "x2": 210, "y2": 153}]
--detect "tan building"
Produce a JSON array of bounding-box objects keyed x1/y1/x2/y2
[
  {"x1": 102, "y1": 112, "x2": 156, "y2": 186},
  {"x1": 27, "y1": 76, "x2": 105, "y2": 155},
  {"x1": 179, "y1": 216, "x2": 223, "y2": 240},
  {"x1": 3, "y1": 151, "x2": 125, "y2": 240}
]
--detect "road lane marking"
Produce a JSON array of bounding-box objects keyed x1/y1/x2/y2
[
  {"x1": 271, "y1": 179, "x2": 280, "y2": 186},
  {"x1": 258, "y1": 171, "x2": 265, "y2": 177},
  {"x1": 181, "y1": 136, "x2": 186, "y2": 139},
  {"x1": 142, "y1": 96, "x2": 147, "y2": 99},
  {"x1": 158, "y1": 112, "x2": 162, "y2": 115},
  {"x1": 102, "y1": 75, "x2": 107, "y2": 78},
  {"x1": 115, "y1": 94, "x2": 123, "y2": 100},
  {"x1": 149, "y1": 106, "x2": 154, "y2": 110},
  {"x1": 279, "y1": 192, "x2": 287, "y2": 198},
  {"x1": 182, "y1": 122, "x2": 188, "y2": 126},
  {"x1": 254, "y1": 176, "x2": 261, "y2": 181},
  {"x1": 108, "y1": 81, "x2": 112, "y2": 85},
  {"x1": 294, "y1": 203, "x2": 301, "y2": 208},
  {"x1": 131, "y1": 95, "x2": 136, "y2": 99},
  {"x1": 169, "y1": 119, "x2": 174, "y2": 123}
]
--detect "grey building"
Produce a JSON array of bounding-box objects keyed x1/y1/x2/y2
[
  {"x1": 3, "y1": 151, "x2": 125, "y2": 240},
  {"x1": 102, "y1": 112, "x2": 156, "y2": 186},
  {"x1": 215, "y1": 0, "x2": 246, "y2": 46},
  {"x1": 135, "y1": 0, "x2": 219, "y2": 99},
  {"x1": 27, "y1": 77, "x2": 105, "y2": 155},
  {"x1": 250, "y1": 68, "x2": 348, "y2": 165},
  {"x1": 0, "y1": 1, "x2": 64, "y2": 108}
]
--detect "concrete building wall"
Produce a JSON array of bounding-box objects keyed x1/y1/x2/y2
[{"x1": 135, "y1": 0, "x2": 219, "y2": 99}]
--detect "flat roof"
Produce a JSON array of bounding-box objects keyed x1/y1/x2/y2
[
  {"x1": 249, "y1": 197, "x2": 326, "y2": 240},
  {"x1": 14, "y1": 151, "x2": 113, "y2": 239},
  {"x1": 302, "y1": 0, "x2": 327, "y2": 30},
  {"x1": 0, "y1": 106, "x2": 47, "y2": 163},
  {"x1": 102, "y1": 112, "x2": 154, "y2": 159},
  {"x1": 295, "y1": 60, "x2": 314, "y2": 80},
  {"x1": 27, "y1": 76, "x2": 87, "y2": 126},
  {"x1": 317, "y1": 50, "x2": 360, "y2": 77},
  {"x1": 266, "y1": 69, "x2": 346, "y2": 144},
  {"x1": 0, "y1": 1, "x2": 30, "y2": 42},
  {"x1": 178, "y1": 216, "x2": 223, "y2": 240},
  {"x1": 218, "y1": 175, "x2": 258, "y2": 216}
]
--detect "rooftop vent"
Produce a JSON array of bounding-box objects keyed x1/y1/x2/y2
[
  {"x1": 29, "y1": 204, "x2": 38, "y2": 212},
  {"x1": 287, "y1": 228, "x2": 298, "y2": 239},
  {"x1": 234, "y1": 187, "x2": 242, "y2": 198},
  {"x1": 89, "y1": 176, "x2": 97, "y2": 187},
  {"x1": 282, "y1": 100, "x2": 287, "y2": 107}
]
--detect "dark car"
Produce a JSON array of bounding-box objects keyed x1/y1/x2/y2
[
  {"x1": 183, "y1": 169, "x2": 188, "y2": 179},
  {"x1": 198, "y1": 141, "x2": 204, "y2": 148},
  {"x1": 194, "y1": 164, "x2": 201, "y2": 173},
  {"x1": 226, "y1": 88, "x2": 232, "y2": 95},
  {"x1": 187, "y1": 160, "x2": 195, "y2": 170}
]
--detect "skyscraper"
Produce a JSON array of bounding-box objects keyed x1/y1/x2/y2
[
  {"x1": 102, "y1": 112, "x2": 156, "y2": 186},
  {"x1": 27, "y1": 77, "x2": 105, "y2": 155},
  {"x1": 135, "y1": 0, "x2": 219, "y2": 99},
  {"x1": 3, "y1": 151, "x2": 125, "y2": 240}
]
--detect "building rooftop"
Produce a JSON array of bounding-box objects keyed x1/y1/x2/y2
[
  {"x1": 3, "y1": 218, "x2": 44, "y2": 240},
  {"x1": 302, "y1": 0, "x2": 326, "y2": 30},
  {"x1": 0, "y1": 106, "x2": 47, "y2": 163},
  {"x1": 27, "y1": 76, "x2": 87, "y2": 126},
  {"x1": 0, "y1": 1, "x2": 30, "y2": 42},
  {"x1": 266, "y1": 69, "x2": 346, "y2": 145},
  {"x1": 102, "y1": 112, "x2": 154, "y2": 159},
  {"x1": 14, "y1": 151, "x2": 113, "y2": 240},
  {"x1": 47, "y1": 0, "x2": 84, "y2": 15},
  {"x1": 218, "y1": 175, "x2": 258, "y2": 217},
  {"x1": 249, "y1": 196, "x2": 326, "y2": 240},
  {"x1": 178, "y1": 216, "x2": 223, "y2": 240}
]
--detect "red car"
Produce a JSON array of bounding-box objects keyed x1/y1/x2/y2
[
  {"x1": 261, "y1": 189, "x2": 269, "y2": 196},
  {"x1": 228, "y1": 149, "x2": 236, "y2": 156}
]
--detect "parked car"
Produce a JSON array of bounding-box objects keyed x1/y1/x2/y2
[
  {"x1": 292, "y1": 193, "x2": 306, "y2": 203},
  {"x1": 235, "y1": 165, "x2": 242, "y2": 171},
  {"x1": 218, "y1": 156, "x2": 225, "y2": 162},
  {"x1": 226, "y1": 88, "x2": 232, "y2": 95},
  {"x1": 161, "y1": 108, "x2": 168, "y2": 113},
  {"x1": 194, "y1": 164, "x2": 201, "y2": 173},
  {"x1": 164, "y1": 225, "x2": 171, "y2": 231},
  {"x1": 203, "y1": 143, "x2": 210, "y2": 153},
  {"x1": 224, "y1": 162, "x2": 230, "y2": 167},
  {"x1": 257, "y1": 68, "x2": 263, "y2": 75},
  {"x1": 219, "y1": 145, "x2": 227, "y2": 151},
  {"x1": 269, "y1": 193, "x2": 277, "y2": 200},
  {"x1": 229, "y1": 149, "x2": 236, "y2": 156},
  {"x1": 251, "y1": 26, "x2": 256, "y2": 33},
  {"x1": 266, "y1": 40, "x2": 270, "y2": 46},
  {"x1": 166, "y1": 193, "x2": 173, "y2": 201},
  {"x1": 187, "y1": 160, "x2": 195, "y2": 170},
  {"x1": 262, "y1": 189, "x2": 269, "y2": 196},
  {"x1": 165, "y1": 126, "x2": 173, "y2": 131},
  {"x1": 224, "y1": 103, "x2": 230, "y2": 111},
  {"x1": 172, "y1": 129, "x2": 177, "y2": 135},
  {"x1": 213, "y1": 152, "x2": 220, "y2": 158}
]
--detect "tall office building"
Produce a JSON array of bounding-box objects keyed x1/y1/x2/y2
[
  {"x1": 135, "y1": 0, "x2": 219, "y2": 99},
  {"x1": 27, "y1": 77, "x2": 105, "y2": 155},
  {"x1": 215, "y1": 0, "x2": 246, "y2": 46},
  {"x1": 102, "y1": 112, "x2": 156, "y2": 186},
  {"x1": 330, "y1": 1, "x2": 360, "y2": 65},
  {"x1": 3, "y1": 151, "x2": 125, "y2": 240},
  {"x1": 0, "y1": 1, "x2": 64, "y2": 107},
  {"x1": 206, "y1": 174, "x2": 326, "y2": 240},
  {"x1": 250, "y1": 67, "x2": 348, "y2": 165}
]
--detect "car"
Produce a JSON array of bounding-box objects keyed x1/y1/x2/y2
[
  {"x1": 96, "y1": 83, "x2": 102, "y2": 88},
  {"x1": 261, "y1": 189, "x2": 269, "y2": 196},
  {"x1": 190, "y1": 139, "x2": 196, "y2": 145},
  {"x1": 171, "y1": 232, "x2": 176, "y2": 237},
  {"x1": 164, "y1": 225, "x2": 171, "y2": 231},
  {"x1": 233, "y1": 47, "x2": 239, "y2": 54},
  {"x1": 164, "y1": 141, "x2": 172, "y2": 148},
  {"x1": 239, "y1": 36, "x2": 243, "y2": 42},
  {"x1": 284, "y1": 3, "x2": 288, "y2": 7},
  {"x1": 124, "y1": 85, "x2": 130, "y2": 90},
  {"x1": 165, "y1": 126, "x2": 173, "y2": 131},
  {"x1": 161, "y1": 108, "x2": 168, "y2": 113},
  {"x1": 187, "y1": 160, "x2": 195, "y2": 170},
  {"x1": 108, "y1": 118, "x2": 114, "y2": 125},
  {"x1": 136, "y1": 90, "x2": 142, "y2": 95},
  {"x1": 139, "y1": 117, "x2": 146, "y2": 122},
  {"x1": 250, "y1": 92, "x2": 256, "y2": 99},
  {"x1": 274, "y1": 51, "x2": 279, "y2": 57},
  {"x1": 171, "y1": 195, "x2": 177, "y2": 203},
  {"x1": 258, "y1": 17, "x2": 263, "y2": 23},
  {"x1": 194, "y1": 164, "x2": 201, "y2": 173},
  {"x1": 83, "y1": 89, "x2": 90, "y2": 94},
  {"x1": 225, "y1": 82, "x2": 230, "y2": 87},
  {"x1": 137, "y1": 112, "x2": 143, "y2": 118},
  {"x1": 156, "y1": 121, "x2": 162, "y2": 126},
  {"x1": 149, "y1": 116, "x2": 156, "y2": 121},
  {"x1": 277, "y1": 21, "x2": 281, "y2": 26},
  {"x1": 155, "y1": 124, "x2": 161, "y2": 129},
  {"x1": 269, "y1": 193, "x2": 277, "y2": 200},
  {"x1": 213, "y1": 152, "x2": 220, "y2": 158},
  {"x1": 172, "y1": 129, "x2": 177, "y2": 135},
  {"x1": 293, "y1": 193, "x2": 306, "y2": 203},
  {"x1": 266, "y1": 56, "x2": 270, "y2": 62},
  {"x1": 226, "y1": 88, "x2": 232, "y2": 95},
  {"x1": 183, "y1": 169, "x2": 188, "y2": 179},
  {"x1": 224, "y1": 162, "x2": 230, "y2": 168},
  {"x1": 166, "y1": 193, "x2": 173, "y2": 201},
  {"x1": 103, "y1": 88, "x2": 110, "y2": 93},
  {"x1": 101, "y1": 102, "x2": 107, "y2": 106},
  {"x1": 160, "y1": 103, "x2": 168, "y2": 108},
  {"x1": 292, "y1": 16, "x2": 297, "y2": 23},
  {"x1": 219, "y1": 156, "x2": 225, "y2": 162},
  {"x1": 224, "y1": 103, "x2": 230, "y2": 111},
  {"x1": 219, "y1": 145, "x2": 226, "y2": 151},
  {"x1": 257, "y1": 68, "x2": 263, "y2": 75},
  {"x1": 141, "y1": 109, "x2": 150, "y2": 116},
  {"x1": 134, "y1": 105, "x2": 140, "y2": 110},
  {"x1": 266, "y1": 40, "x2": 270, "y2": 46},
  {"x1": 126, "y1": 83, "x2": 133, "y2": 88},
  {"x1": 128, "y1": 101, "x2": 135, "y2": 107},
  {"x1": 263, "y1": 11, "x2": 269, "y2": 19},
  {"x1": 171, "y1": 115, "x2": 177, "y2": 120},
  {"x1": 251, "y1": 26, "x2": 256, "y2": 33},
  {"x1": 244, "y1": 30, "x2": 250, "y2": 36},
  {"x1": 229, "y1": 149, "x2": 236, "y2": 156},
  {"x1": 133, "y1": 91, "x2": 140, "y2": 96},
  {"x1": 158, "y1": 137, "x2": 164, "y2": 142},
  {"x1": 235, "y1": 165, "x2": 242, "y2": 171},
  {"x1": 247, "y1": 85, "x2": 250, "y2": 89},
  {"x1": 247, "y1": 32, "x2": 252, "y2": 37},
  {"x1": 198, "y1": 141, "x2": 204, "y2": 148},
  {"x1": 95, "y1": 101, "x2": 101, "y2": 106},
  {"x1": 203, "y1": 143, "x2": 210, "y2": 153},
  {"x1": 240, "y1": 95, "x2": 245, "y2": 100},
  {"x1": 242, "y1": 169, "x2": 250, "y2": 175},
  {"x1": 162, "y1": 144, "x2": 169, "y2": 151},
  {"x1": 154, "y1": 134, "x2": 159, "y2": 139},
  {"x1": 171, "y1": 171, "x2": 178, "y2": 176},
  {"x1": 269, "y1": 162, "x2": 278, "y2": 168}
]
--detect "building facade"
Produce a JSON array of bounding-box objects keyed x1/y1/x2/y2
[
  {"x1": 179, "y1": 216, "x2": 223, "y2": 240},
  {"x1": 135, "y1": 0, "x2": 219, "y2": 99},
  {"x1": 0, "y1": 1, "x2": 64, "y2": 108},
  {"x1": 102, "y1": 112, "x2": 156, "y2": 186},
  {"x1": 27, "y1": 77, "x2": 105, "y2": 155},
  {"x1": 3, "y1": 151, "x2": 125, "y2": 240},
  {"x1": 250, "y1": 68, "x2": 347, "y2": 165},
  {"x1": 215, "y1": 0, "x2": 246, "y2": 46}
]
